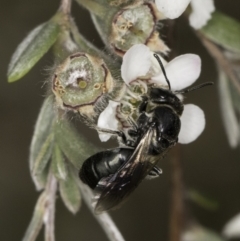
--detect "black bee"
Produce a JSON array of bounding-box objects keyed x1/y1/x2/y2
[{"x1": 79, "y1": 54, "x2": 212, "y2": 214}]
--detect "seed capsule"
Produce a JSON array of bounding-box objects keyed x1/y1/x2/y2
[
  {"x1": 110, "y1": 2, "x2": 169, "y2": 56},
  {"x1": 52, "y1": 52, "x2": 114, "y2": 118}
]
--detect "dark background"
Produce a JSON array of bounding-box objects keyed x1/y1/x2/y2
[{"x1": 0, "y1": 1, "x2": 239, "y2": 240}]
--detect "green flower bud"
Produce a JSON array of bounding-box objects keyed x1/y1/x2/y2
[{"x1": 52, "y1": 52, "x2": 114, "y2": 118}]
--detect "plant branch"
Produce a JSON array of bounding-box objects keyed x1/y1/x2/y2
[
  {"x1": 75, "y1": 0, "x2": 106, "y2": 18},
  {"x1": 69, "y1": 18, "x2": 101, "y2": 56},
  {"x1": 44, "y1": 174, "x2": 58, "y2": 241},
  {"x1": 197, "y1": 32, "x2": 240, "y2": 94},
  {"x1": 169, "y1": 144, "x2": 185, "y2": 241},
  {"x1": 59, "y1": 0, "x2": 72, "y2": 15},
  {"x1": 78, "y1": 180, "x2": 125, "y2": 241}
]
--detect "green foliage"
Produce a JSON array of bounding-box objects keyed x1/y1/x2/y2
[
  {"x1": 8, "y1": 21, "x2": 60, "y2": 82},
  {"x1": 51, "y1": 144, "x2": 68, "y2": 180},
  {"x1": 188, "y1": 189, "x2": 219, "y2": 211},
  {"x1": 32, "y1": 133, "x2": 54, "y2": 176},
  {"x1": 201, "y1": 11, "x2": 240, "y2": 54},
  {"x1": 59, "y1": 167, "x2": 82, "y2": 214},
  {"x1": 54, "y1": 119, "x2": 100, "y2": 169},
  {"x1": 29, "y1": 96, "x2": 55, "y2": 190}
]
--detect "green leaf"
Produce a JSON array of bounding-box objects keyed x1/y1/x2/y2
[
  {"x1": 29, "y1": 96, "x2": 55, "y2": 190},
  {"x1": 32, "y1": 164, "x2": 50, "y2": 193},
  {"x1": 229, "y1": 77, "x2": 240, "y2": 114},
  {"x1": 54, "y1": 119, "x2": 100, "y2": 169},
  {"x1": 187, "y1": 189, "x2": 219, "y2": 211},
  {"x1": 32, "y1": 133, "x2": 53, "y2": 175},
  {"x1": 22, "y1": 192, "x2": 48, "y2": 241},
  {"x1": 8, "y1": 21, "x2": 60, "y2": 82},
  {"x1": 201, "y1": 11, "x2": 240, "y2": 54},
  {"x1": 59, "y1": 167, "x2": 81, "y2": 214},
  {"x1": 218, "y1": 69, "x2": 239, "y2": 148},
  {"x1": 51, "y1": 143, "x2": 68, "y2": 180}
]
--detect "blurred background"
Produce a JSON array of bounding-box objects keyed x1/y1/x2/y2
[{"x1": 0, "y1": 0, "x2": 239, "y2": 240}]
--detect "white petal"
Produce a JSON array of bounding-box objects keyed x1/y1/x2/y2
[
  {"x1": 121, "y1": 44, "x2": 151, "y2": 85},
  {"x1": 150, "y1": 53, "x2": 168, "y2": 76},
  {"x1": 223, "y1": 213, "x2": 240, "y2": 239},
  {"x1": 189, "y1": 0, "x2": 215, "y2": 29},
  {"x1": 155, "y1": 0, "x2": 191, "y2": 19},
  {"x1": 97, "y1": 101, "x2": 119, "y2": 142},
  {"x1": 178, "y1": 104, "x2": 205, "y2": 144},
  {"x1": 151, "y1": 54, "x2": 201, "y2": 91}
]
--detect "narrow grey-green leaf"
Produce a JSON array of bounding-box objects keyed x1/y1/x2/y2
[
  {"x1": 182, "y1": 225, "x2": 226, "y2": 241},
  {"x1": 32, "y1": 163, "x2": 50, "y2": 192},
  {"x1": 51, "y1": 143, "x2": 68, "y2": 180},
  {"x1": 187, "y1": 189, "x2": 219, "y2": 210},
  {"x1": 218, "y1": 69, "x2": 239, "y2": 148},
  {"x1": 32, "y1": 133, "x2": 53, "y2": 175},
  {"x1": 22, "y1": 192, "x2": 48, "y2": 241},
  {"x1": 201, "y1": 11, "x2": 240, "y2": 54},
  {"x1": 30, "y1": 96, "x2": 55, "y2": 190},
  {"x1": 8, "y1": 21, "x2": 60, "y2": 82},
  {"x1": 54, "y1": 119, "x2": 100, "y2": 169},
  {"x1": 59, "y1": 166, "x2": 81, "y2": 214},
  {"x1": 228, "y1": 70, "x2": 240, "y2": 113}
]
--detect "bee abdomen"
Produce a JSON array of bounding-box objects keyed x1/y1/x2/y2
[
  {"x1": 79, "y1": 148, "x2": 133, "y2": 189},
  {"x1": 79, "y1": 157, "x2": 99, "y2": 189}
]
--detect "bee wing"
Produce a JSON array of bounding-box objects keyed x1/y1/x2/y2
[{"x1": 93, "y1": 127, "x2": 157, "y2": 214}]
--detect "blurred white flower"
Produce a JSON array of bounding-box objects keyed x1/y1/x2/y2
[
  {"x1": 98, "y1": 44, "x2": 205, "y2": 144},
  {"x1": 182, "y1": 224, "x2": 225, "y2": 241},
  {"x1": 222, "y1": 213, "x2": 240, "y2": 239},
  {"x1": 155, "y1": 0, "x2": 215, "y2": 29}
]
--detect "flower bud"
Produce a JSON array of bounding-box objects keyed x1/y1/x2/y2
[
  {"x1": 110, "y1": 2, "x2": 169, "y2": 56},
  {"x1": 52, "y1": 52, "x2": 114, "y2": 118}
]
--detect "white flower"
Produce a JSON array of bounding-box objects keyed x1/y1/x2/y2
[
  {"x1": 97, "y1": 100, "x2": 119, "y2": 142},
  {"x1": 98, "y1": 44, "x2": 205, "y2": 144},
  {"x1": 222, "y1": 213, "x2": 240, "y2": 239},
  {"x1": 122, "y1": 44, "x2": 201, "y2": 90},
  {"x1": 189, "y1": 0, "x2": 215, "y2": 29},
  {"x1": 155, "y1": 0, "x2": 215, "y2": 29}
]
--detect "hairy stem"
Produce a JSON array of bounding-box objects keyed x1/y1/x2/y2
[
  {"x1": 169, "y1": 145, "x2": 185, "y2": 241},
  {"x1": 75, "y1": 0, "x2": 106, "y2": 18},
  {"x1": 59, "y1": 0, "x2": 72, "y2": 15},
  {"x1": 44, "y1": 174, "x2": 58, "y2": 241},
  {"x1": 197, "y1": 32, "x2": 240, "y2": 94},
  {"x1": 69, "y1": 19, "x2": 101, "y2": 56},
  {"x1": 78, "y1": 181, "x2": 125, "y2": 241}
]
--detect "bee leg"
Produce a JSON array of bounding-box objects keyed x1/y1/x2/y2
[
  {"x1": 138, "y1": 96, "x2": 149, "y2": 113},
  {"x1": 117, "y1": 131, "x2": 136, "y2": 147},
  {"x1": 127, "y1": 116, "x2": 138, "y2": 130},
  {"x1": 96, "y1": 127, "x2": 135, "y2": 147},
  {"x1": 145, "y1": 166, "x2": 162, "y2": 180}
]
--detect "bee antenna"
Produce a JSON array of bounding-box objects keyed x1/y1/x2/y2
[
  {"x1": 175, "y1": 82, "x2": 214, "y2": 94},
  {"x1": 153, "y1": 54, "x2": 171, "y2": 90}
]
